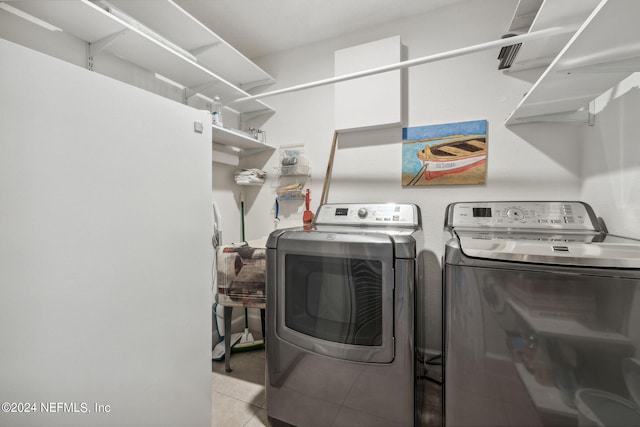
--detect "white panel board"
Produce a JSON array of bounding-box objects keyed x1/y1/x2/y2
[
  {"x1": 0, "y1": 39, "x2": 212, "y2": 427},
  {"x1": 334, "y1": 35, "x2": 402, "y2": 132}
]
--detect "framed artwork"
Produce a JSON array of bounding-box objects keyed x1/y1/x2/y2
[{"x1": 402, "y1": 120, "x2": 487, "y2": 186}]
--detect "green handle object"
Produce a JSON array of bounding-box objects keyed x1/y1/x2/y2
[
  {"x1": 240, "y1": 193, "x2": 246, "y2": 242},
  {"x1": 241, "y1": 201, "x2": 245, "y2": 241}
]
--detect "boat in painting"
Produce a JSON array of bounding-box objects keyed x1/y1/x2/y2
[{"x1": 416, "y1": 136, "x2": 486, "y2": 180}]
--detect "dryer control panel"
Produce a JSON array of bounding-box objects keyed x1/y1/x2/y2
[
  {"x1": 315, "y1": 203, "x2": 420, "y2": 226},
  {"x1": 447, "y1": 201, "x2": 600, "y2": 231}
]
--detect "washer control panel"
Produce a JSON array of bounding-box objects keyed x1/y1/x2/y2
[
  {"x1": 447, "y1": 201, "x2": 599, "y2": 230},
  {"x1": 315, "y1": 203, "x2": 420, "y2": 226}
]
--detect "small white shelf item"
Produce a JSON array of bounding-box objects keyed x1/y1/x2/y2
[
  {"x1": 234, "y1": 168, "x2": 266, "y2": 186},
  {"x1": 10, "y1": 0, "x2": 274, "y2": 115},
  {"x1": 505, "y1": 0, "x2": 640, "y2": 125},
  {"x1": 235, "y1": 181, "x2": 264, "y2": 186}
]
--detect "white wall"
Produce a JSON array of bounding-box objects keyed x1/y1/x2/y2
[
  {"x1": 244, "y1": 0, "x2": 583, "y2": 350},
  {"x1": 247, "y1": 0, "x2": 584, "y2": 238},
  {"x1": 4, "y1": 0, "x2": 631, "y2": 353},
  {"x1": 580, "y1": 73, "x2": 640, "y2": 239},
  {"x1": 0, "y1": 39, "x2": 212, "y2": 427}
]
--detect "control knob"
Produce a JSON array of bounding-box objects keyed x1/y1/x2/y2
[
  {"x1": 357, "y1": 208, "x2": 368, "y2": 219},
  {"x1": 507, "y1": 208, "x2": 525, "y2": 221}
]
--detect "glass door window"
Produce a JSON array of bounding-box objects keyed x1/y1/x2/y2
[
  {"x1": 275, "y1": 235, "x2": 395, "y2": 364},
  {"x1": 285, "y1": 254, "x2": 383, "y2": 346}
]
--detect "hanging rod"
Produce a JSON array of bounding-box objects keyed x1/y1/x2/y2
[{"x1": 229, "y1": 25, "x2": 577, "y2": 105}]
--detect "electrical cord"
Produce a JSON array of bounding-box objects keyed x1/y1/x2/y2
[
  {"x1": 210, "y1": 204, "x2": 222, "y2": 351},
  {"x1": 426, "y1": 354, "x2": 443, "y2": 365},
  {"x1": 417, "y1": 375, "x2": 443, "y2": 386},
  {"x1": 211, "y1": 202, "x2": 222, "y2": 295},
  {"x1": 416, "y1": 352, "x2": 443, "y2": 385},
  {"x1": 416, "y1": 352, "x2": 443, "y2": 365}
]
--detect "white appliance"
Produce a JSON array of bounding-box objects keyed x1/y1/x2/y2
[
  {"x1": 443, "y1": 201, "x2": 640, "y2": 427},
  {"x1": 0, "y1": 39, "x2": 213, "y2": 427},
  {"x1": 266, "y1": 203, "x2": 423, "y2": 426}
]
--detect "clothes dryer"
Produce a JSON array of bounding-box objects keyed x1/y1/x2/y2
[
  {"x1": 443, "y1": 201, "x2": 640, "y2": 427},
  {"x1": 266, "y1": 203, "x2": 423, "y2": 426}
]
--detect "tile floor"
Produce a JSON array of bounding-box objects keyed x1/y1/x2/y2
[
  {"x1": 211, "y1": 348, "x2": 270, "y2": 427},
  {"x1": 211, "y1": 348, "x2": 442, "y2": 427}
]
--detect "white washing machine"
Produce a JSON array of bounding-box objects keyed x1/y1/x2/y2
[
  {"x1": 443, "y1": 201, "x2": 640, "y2": 427},
  {"x1": 266, "y1": 203, "x2": 423, "y2": 426}
]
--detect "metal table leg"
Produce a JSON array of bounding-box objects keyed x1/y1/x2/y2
[{"x1": 224, "y1": 306, "x2": 233, "y2": 372}]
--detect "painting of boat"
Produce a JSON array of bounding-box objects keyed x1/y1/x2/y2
[
  {"x1": 402, "y1": 120, "x2": 487, "y2": 186},
  {"x1": 416, "y1": 136, "x2": 486, "y2": 181}
]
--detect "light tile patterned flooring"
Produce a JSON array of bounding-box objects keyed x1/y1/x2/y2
[
  {"x1": 211, "y1": 348, "x2": 270, "y2": 427},
  {"x1": 211, "y1": 347, "x2": 442, "y2": 427}
]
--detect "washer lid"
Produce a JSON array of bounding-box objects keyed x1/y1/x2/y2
[{"x1": 456, "y1": 231, "x2": 640, "y2": 268}]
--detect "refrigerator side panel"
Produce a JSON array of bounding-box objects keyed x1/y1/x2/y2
[{"x1": 0, "y1": 38, "x2": 212, "y2": 427}]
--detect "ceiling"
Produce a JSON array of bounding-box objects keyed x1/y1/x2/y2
[{"x1": 175, "y1": 0, "x2": 464, "y2": 59}]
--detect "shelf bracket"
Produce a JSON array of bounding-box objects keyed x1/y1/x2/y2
[
  {"x1": 240, "y1": 146, "x2": 273, "y2": 157},
  {"x1": 239, "y1": 108, "x2": 275, "y2": 129},
  {"x1": 212, "y1": 143, "x2": 241, "y2": 166},
  {"x1": 90, "y1": 29, "x2": 128, "y2": 56},
  {"x1": 240, "y1": 109, "x2": 274, "y2": 122},
  {"x1": 238, "y1": 78, "x2": 276, "y2": 91},
  {"x1": 513, "y1": 105, "x2": 595, "y2": 126},
  {"x1": 189, "y1": 42, "x2": 222, "y2": 57},
  {"x1": 87, "y1": 29, "x2": 128, "y2": 70},
  {"x1": 183, "y1": 80, "x2": 221, "y2": 103},
  {"x1": 557, "y1": 56, "x2": 640, "y2": 74}
]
